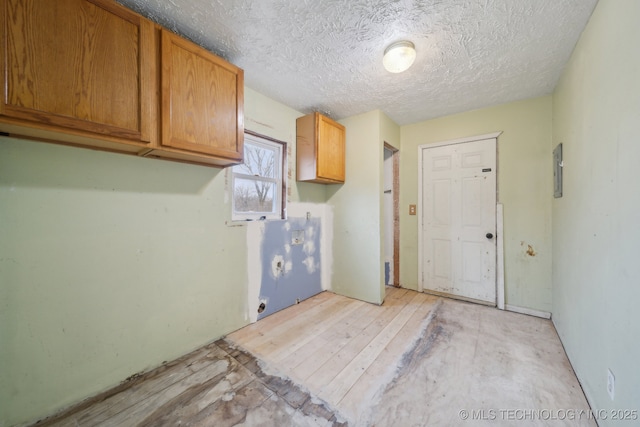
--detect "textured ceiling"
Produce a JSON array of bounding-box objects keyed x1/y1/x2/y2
[{"x1": 118, "y1": 0, "x2": 598, "y2": 125}]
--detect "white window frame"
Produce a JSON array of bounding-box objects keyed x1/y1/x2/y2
[{"x1": 231, "y1": 132, "x2": 285, "y2": 221}]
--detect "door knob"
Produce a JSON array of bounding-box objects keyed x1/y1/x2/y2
[{"x1": 486, "y1": 233, "x2": 494, "y2": 239}]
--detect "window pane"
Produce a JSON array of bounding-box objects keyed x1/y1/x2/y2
[
  {"x1": 235, "y1": 143, "x2": 277, "y2": 178},
  {"x1": 234, "y1": 178, "x2": 276, "y2": 213},
  {"x1": 231, "y1": 133, "x2": 285, "y2": 221}
]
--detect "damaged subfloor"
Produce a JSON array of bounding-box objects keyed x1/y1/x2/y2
[{"x1": 38, "y1": 287, "x2": 595, "y2": 426}]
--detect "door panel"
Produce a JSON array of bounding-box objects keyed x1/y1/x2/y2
[
  {"x1": 161, "y1": 30, "x2": 243, "y2": 159},
  {"x1": 462, "y1": 177, "x2": 483, "y2": 226},
  {"x1": 422, "y1": 138, "x2": 496, "y2": 303},
  {"x1": 432, "y1": 179, "x2": 451, "y2": 225},
  {"x1": 316, "y1": 115, "x2": 345, "y2": 182},
  {"x1": 462, "y1": 242, "x2": 483, "y2": 282},
  {"x1": 433, "y1": 239, "x2": 451, "y2": 280}
]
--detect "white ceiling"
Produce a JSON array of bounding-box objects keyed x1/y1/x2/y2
[{"x1": 118, "y1": 0, "x2": 598, "y2": 126}]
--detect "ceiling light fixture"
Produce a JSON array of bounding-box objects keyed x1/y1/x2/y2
[{"x1": 383, "y1": 41, "x2": 416, "y2": 73}]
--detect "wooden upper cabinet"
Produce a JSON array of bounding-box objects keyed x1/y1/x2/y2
[
  {"x1": 159, "y1": 30, "x2": 243, "y2": 165},
  {"x1": 297, "y1": 112, "x2": 345, "y2": 184},
  {"x1": 0, "y1": 0, "x2": 244, "y2": 167},
  {"x1": 0, "y1": 0, "x2": 156, "y2": 148}
]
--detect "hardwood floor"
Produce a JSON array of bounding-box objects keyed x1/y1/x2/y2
[
  {"x1": 227, "y1": 287, "x2": 439, "y2": 420},
  {"x1": 228, "y1": 287, "x2": 594, "y2": 426},
  {"x1": 35, "y1": 287, "x2": 595, "y2": 426},
  {"x1": 37, "y1": 339, "x2": 344, "y2": 427}
]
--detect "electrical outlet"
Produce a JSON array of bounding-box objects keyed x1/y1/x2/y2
[
  {"x1": 607, "y1": 369, "x2": 615, "y2": 400},
  {"x1": 409, "y1": 204, "x2": 417, "y2": 215}
]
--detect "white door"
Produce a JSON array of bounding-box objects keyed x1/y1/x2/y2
[{"x1": 421, "y1": 138, "x2": 496, "y2": 304}]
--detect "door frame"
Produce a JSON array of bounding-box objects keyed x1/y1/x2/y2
[
  {"x1": 417, "y1": 132, "x2": 503, "y2": 305},
  {"x1": 384, "y1": 142, "x2": 400, "y2": 287}
]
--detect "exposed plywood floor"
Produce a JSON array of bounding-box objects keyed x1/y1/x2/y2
[{"x1": 38, "y1": 287, "x2": 595, "y2": 426}]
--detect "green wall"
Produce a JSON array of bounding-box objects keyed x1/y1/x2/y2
[
  {"x1": 400, "y1": 96, "x2": 553, "y2": 312},
  {"x1": 328, "y1": 110, "x2": 397, "y2": 304},
  {"x1": 244, "y1": 88, "x2": 326, "y2": 205},
  {"x1": 0, "y1": 138, "x2": 247, "y2": 426},
  {"x1": 0, "y1": 87, "x2": 317, "y2": 427},
  {"x1": 552, "y1": 0, "x2": 640, "y2": 421}
]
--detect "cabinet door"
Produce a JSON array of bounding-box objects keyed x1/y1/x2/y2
[
  {"x1": 316, "y1": 114, "x2": 345, "y2": 182},
  {"x1": 160, "y1": 30, "x2": 243, "y2": 161},
  {"x1": 1, "y1": 0, "x2": 156, "y2": 144}
]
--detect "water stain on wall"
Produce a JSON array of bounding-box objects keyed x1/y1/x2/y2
[{"x1": 521, "y1": 241, "x2": 537, "y2": 257}]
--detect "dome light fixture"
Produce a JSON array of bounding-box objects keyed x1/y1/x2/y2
[{"x1": 383, "y1": 41, "x2": 416, "y2": 73}]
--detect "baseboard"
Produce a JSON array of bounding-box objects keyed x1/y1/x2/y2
[{"x1": 505, "y1": 304, "x2": 551, "y2": 319}]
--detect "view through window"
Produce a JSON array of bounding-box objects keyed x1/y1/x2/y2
[{"x1": 231, "y1": 133, "x2": 285, "y2": 220}]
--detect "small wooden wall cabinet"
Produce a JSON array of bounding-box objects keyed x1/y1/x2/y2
[
  {"x1": 296, "y1": 112, "x2": 345, "y2": 183},
  {"x1": 0, "y1": 0, "x2": 243, "y2": 167}
]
